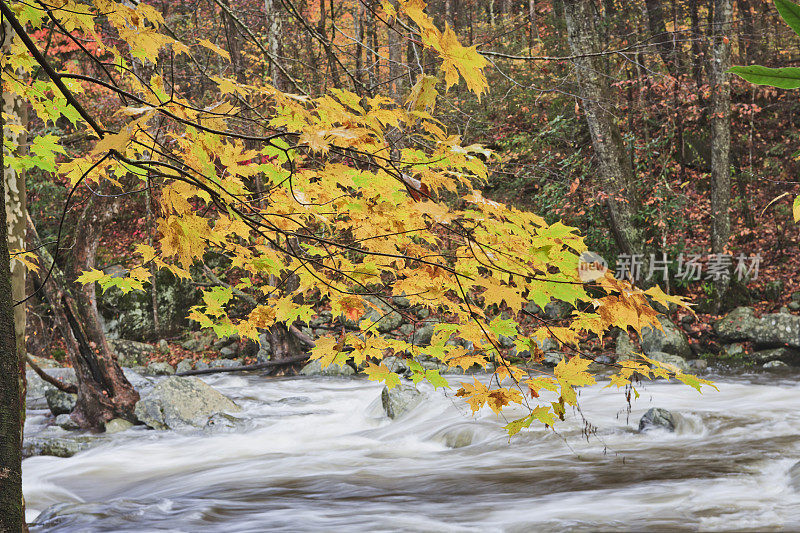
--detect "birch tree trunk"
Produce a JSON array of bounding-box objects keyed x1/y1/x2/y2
[
  {"x1": 0, "y1": 15, "x2": 25, "y2": 530},
  {"x1": 563, "y1": 0, "x2": 643, "y2": 257}
]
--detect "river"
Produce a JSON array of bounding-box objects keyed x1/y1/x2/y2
[{"x1": 22, "y1": 369, "x2": 800, "y2": 532}]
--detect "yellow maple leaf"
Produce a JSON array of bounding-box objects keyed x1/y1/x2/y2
[
  {"x1": 197, "y1": 38, "x2": 230, "y2": 60},
  {"x1": 433, "y1": 24, "x2": 488, "y2": 98}
]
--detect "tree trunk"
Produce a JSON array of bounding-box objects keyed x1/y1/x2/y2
[
  {"x1": 29, "y1": 206, "x2": 139, "y2": 430},
  {"x1": 644, "y1": 0, "x2": 677, "y2": 75},
  {"x1": 736, "y1": 0, "x2": 754, "y2": 64},
  {"x1": 528, "y1": 0, "x2": 540, "y2": 52},
  {"x1": 0, "y1": 119, "x2": 24, "y2": 533},
  {"x1": 221, "y1": 0, "x2": 245, "y2": 83},
  {"x1": 264, "y1": 0, "x2": 286, "y2": 91},
  {"x1": 710, "y1": 0, "x2": 732, "y2": 305},
  {"x1": 689, "y1": 0, "x2": 704, "y2": 87},
  {"x1": 1, "y1": 16, "x2": 27, "y2": 530},
  {"x1": 563, "y1": 0, "x2": 643, "y2": 258},
  {"x1": 387, "y1": 0, "x2": 403, "y2": 100}
]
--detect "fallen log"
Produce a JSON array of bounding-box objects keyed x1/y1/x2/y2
[{"x1": 175, "y1": 355, "x2": 309, "y2": 377}]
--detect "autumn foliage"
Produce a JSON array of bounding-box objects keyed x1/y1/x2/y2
[{"x1": 2, "y1": 0, "x2": 716, "y2": 436}]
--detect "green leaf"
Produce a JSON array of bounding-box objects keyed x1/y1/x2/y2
[
  {"x1": 504, "y1": 414, "x2": 534, "y2": 436},
  {"x1": 794, "y1": 196, "x2": 800, "y2": 222},
  {"x1": 776, "y1": 0, "x2": 800, "y2": 37},
  {"x1": 425, "y1": 369, "x2": 450, "y2": 389},
  {"x1": 729, "y1": 65, "x2": 800, "y2": 89},
  {"x1": 488, "y1": 316, "x2": 517, "y2": 338}
]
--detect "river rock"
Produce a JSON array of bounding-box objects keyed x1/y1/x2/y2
[
  {"x1": 363, "y1": 297, "x2": 405, "y2": 333},
  {"x1": 646, "y1": 351, "x2": 690, "y2": 372},
  {"x1": 54, "y1": 414, "x2": 80, "y2": 430},
  {"x1": 45, "y1": 389, "x2": 77, "y2": 416},
  {"x1": 104, "y1": 418, "x2": 134, "y2": 433},
  {"x1": 640, "y1": 317, "x2": 692, "y2": 359},
  {"x1": 412, "y1": 322, "x2": 438, "y2": 347},
  {"x1": 393, "y1": 295, "x2": 411, "y2": 308},
  {"x1": 256, "y1": 332, "x2": 272, "y2": 362},
  {"x1": 763, "y1": 360, "x2": 789, "y2": 369},
  {"x1": 204, "y1": 412, "x2": 244, "y2": 432},
  {"x1": 175, "y1": 360, "x2": 193, "y2": 374},
  {"x1": 122, "y1": 368, "x2": 156, "y2": 396},
  {"x1": 26, "y1": 368, "x2": 76, "y2": 409},
  {"x1": 381, "y1": 383, "x2": 424, "y2": 419},
  {"x1": 615, "y1": 329, "x2": 637, "y2": 361},
  {"x1": 752, "y1": 312, "x2": 800, "y2": 348},
  {"x1": 524, "y1": 301, "x2": 542, "y2": 316},
  {"x1": 543, "y1": 352, "x2": 565, "y2": 366},
  {"x1": 219, "y1": 345, "x2": 239, "y2": 359},
  {"x1": 145, "y1": 362, "x2": 175, "y2": 376},
  {"x1": 714, "y1": 307, "x2": 800, "y2": 348},
  {"x1": 108, "y1": 339, "x2": 155, "y2": 367},
  {"x1": 27, "y1": 355, "x2": 61, "y2": 369},
  {"x1": 688, "y1": 359, "x2": 708, "y2": 371},
  {"x1": 498, "y1": 335, "x2": 516, "y2": 349},
  {"x1": 638, "y1": 407, "x2": 675, "y2": 432},
  {"x1": 382, "y1": 356, "x2": 411, "y2": 375},
  {"x1": 209, "y1": 359, "x2": 242, "y2": 369},
  {"x1": 720, "y1": 343, "x2": 746, "y2": 358},
  {"x1": 750, "y1": 347, "x2": 800, "y2": 366},
  {"x1": 181, "y1": 331, "x2": 215, "y2": 353},
  {"x1": 713, "y1": 307, "x2": 760, "y2": 341},
  {"x1": 134, "y1": 376, "x2": 241, "y2": 430},
  {"x1": 544, "y1": 299, "x2": 573, "y2": 320},
  {"x1": 299, "y1": 359, "x2": 355, "y2": 376},
  {"x1": 23, "y1": 429, "x2": 109, "y2": 458}
]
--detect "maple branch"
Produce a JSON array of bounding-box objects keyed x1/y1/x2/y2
[
  {"x1": 0, "y1": 0, "x2": 106, "y2": 137},
  {"x1": 206, "y1": 0, "x2": 307, "y2": 96}
]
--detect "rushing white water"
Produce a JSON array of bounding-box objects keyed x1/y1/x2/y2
[{"x1": 23, "y1": 370, "x2": 800, "y2": 532}]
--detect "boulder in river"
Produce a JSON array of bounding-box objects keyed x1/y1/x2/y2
[
  {"x1": 108, "y1": 339, "x2": 156, "y2": 367},
  {"x1": 363, "y1": 296, "x2": 405, "y2": 333},
  {"x1": 411, "y1": 322, "x2": 438, "y2": 347},
  {"x1": 54, "y1": 414, "x2": 80, "y2": 430},
  {"x1": 104, "y1": 418, "x2": 134, "y2": 434},
  {"x1": 134, "y1": 376, "x2": 241, "y2": 430},
  {"x1": 750, "y1": 348, "x2": 800, "y2": 366},
  {"x1": 23, "y1": 428, "x2": 110, "y2": 458},
  {"x1": 26, "y1": 368, "x2": 76, "y2": 409},
  {"x1": 45, "y1": 389, "x2": 77, "y2": 416},
  {"x1": 646, "y1": 351, "x2": 690, "y2": 372},
  {"x1": 299, "y1": 359, "x2": 355, "y2": 376},
  {"x1": 615, "y1": 329, "x2": 637, "y2": 361},
  {"x1": 382, "y1": 383, "x2": 424, "y2": 419},
  {"x1": 638, "y1": 407, "x2": 675, "y2": 432},
  {"x1": 640, "y1": 317, "x2": 692, "y2": 359},
  {"x1": 763, "y1": 360, "x2": 789, "y2": 370},
  {"x1": 175, "y1": 359, "x2": 193, "y2": 374},
  {"x1": 145, "y1": 362, "x2": 175, "y2": 376}
]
